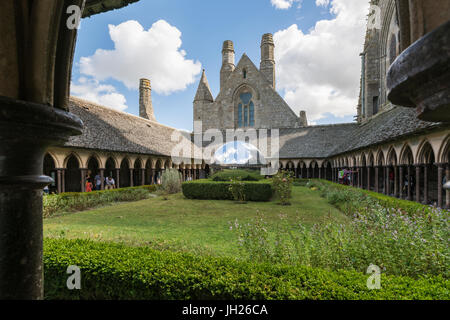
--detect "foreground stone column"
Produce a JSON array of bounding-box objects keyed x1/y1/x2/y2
[
  {"x1": 116, "y1": 169, "x2": 120, "y2": 188},
  {"x1": 0, "y1": 97, "x2": 82, "y2": 299},
  {"x1": 99, "y1": 168, "x2": 105, "y2": 190},
  {"x1": 57, "y1": 169, "x2": 63, "y2": 194}
]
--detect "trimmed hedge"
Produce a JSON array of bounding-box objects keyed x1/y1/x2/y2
[
  {"x1": 43, "y1": 238, "x2": 449, "y2": 300},
  {"x1": 43, "y1": 185, "x2": 157, "y2": 218},
  {"x1": 312, "y1": 179, "x2": 439, "y2": 215},
  {"x1": 211, "y1": 169, "x2": 264, "y2": 181},
  {"x1": 182, "y1": 180, "x2": 273, "y2": 201}
]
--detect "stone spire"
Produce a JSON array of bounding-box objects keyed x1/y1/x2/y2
[
  {"x1": 194, "y1": 69, "x2": 214, "y2": 102},
  {"x1": 139, "y1": 78, "x2": 156, "y2": 121}
]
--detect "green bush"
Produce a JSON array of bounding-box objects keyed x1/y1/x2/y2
[
  {"x1": 161, "y1": 169, "x2": 182, "y2": 194},
  {"x1": 43, "y1": 238, "x2": 449, "y2": 300},
  {"x1": 210, "y1": 169, "x2": 263, "y2": 181},
  {"x1": 293, "y1": 178, "x2": 310, "y2": 187},
  {"x1": 43, "y1": 185, "x2": 157, "y2": 218},
  {"x1": 272, "y1": 170, "x2": 294, "y2": 205},
  {"x1": 182, "y1": 180, "x2": 273, "y2": 202}
]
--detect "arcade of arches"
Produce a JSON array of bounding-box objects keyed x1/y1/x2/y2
[
  {"x1": 280, "y1": 131, "x2": 450, "y2": 209},
  {"x1": 44, "y1": 147, "x2": 208, "y2": 193}
]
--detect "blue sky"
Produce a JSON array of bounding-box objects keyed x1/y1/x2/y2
[{"x1": 72, "y1": 0, "x2": 369, "y2": 130}]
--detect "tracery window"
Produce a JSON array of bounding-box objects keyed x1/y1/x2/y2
[{"x1": 237, "y1": 92, "x2": 255, "y2": 127}]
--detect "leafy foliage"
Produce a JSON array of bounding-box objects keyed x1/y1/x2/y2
[
  {"x1": 43, "y1": 185, "x2": 157, "y2": 218},
  {"x1": 272, "y1": 170, "x2": 294, "y2": 205},
  {"x1": 182, "y1": 180, "x2": 273, "y2": 202},
  {"x1": 43, "y1": 238, "x2": 449, "y2": 300},
  {"x1": 211, "y1": 169, "x2": 263, "y2": 181},
  {"x1": 161, "y1": 169, "x2": 182, "y2": 194}
]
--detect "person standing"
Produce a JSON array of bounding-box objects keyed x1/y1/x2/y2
[{"x1": 94, "y1": 173, "x2": 102, "y2": 191}]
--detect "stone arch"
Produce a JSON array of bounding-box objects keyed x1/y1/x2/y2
[
  {"x1": 399, "y1": 143, "x2": 414, "y2": 165},
  {"x1": 133, "y1": 158, "x2": 144, "y2": 186},
  {"x1": 438, "y1": 135, "x2": 450, "y2": 163},
  {"x1": 65, "y1": 154, "x2": 81, "y2": 192},
  {"x1": 119, "y1": 157, "x2": 131, "y2": 188},
  {"x1": 416, "y1": 140, "x2": 436, "y2": 164},
  {"x1": 376, "y1": 149, "x2": 385, "y2": 166},
  {"x1": 63, "y1": 152, "x2": 82, "y2": 168},
  {"x1": 86, "y1": 155, "x2": 100, "y2": 179},
  {"x1": 387, "y1": 146, "x2": 398, "y2": 165},
  {"x1": 105, "y1": 157, "x2": 117, "y2": 182},
  {"x1": 43, "y1": 153, "x2": 57, "y2": 193}
]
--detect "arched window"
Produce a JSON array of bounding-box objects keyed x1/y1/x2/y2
[{"x1": 237, "y1": 92, "x2": 255, "y2": 127}]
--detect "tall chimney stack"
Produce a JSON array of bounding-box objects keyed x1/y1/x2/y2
[
  {"x1": 260, "y1": 33, "x2": 275, "y2": 88},
  {"x1": 139, "y1": 78, "x2": 156, "y2": 121},
  {"x1": 299, "y1": 110, "x2": 308, "y2": 127},
  {"x1": 220, "y1": 40, "x2": 235, "y2": 91}
]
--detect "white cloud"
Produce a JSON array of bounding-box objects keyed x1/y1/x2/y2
[
  {"x1": 71, "y1": 77, "x2": 128, "y2": 111},
  {"x1": 271, "y1": 0, "x2": 302, "y2": 10},
  {"x1": 274, "y1": 0, "x2": 370, "y2": 122},
  {"x1": 315, "y1": 0, "x2": 330, "y2": 7},
  {"x1": 79, "y1": 20, "x2": 202, "y2": 95}
]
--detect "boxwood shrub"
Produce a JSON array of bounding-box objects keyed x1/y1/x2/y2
[
  {"x1": 182, "y1": 180, "x2": 273, "y2": 201},
  {"x1": 43, "y1": 185, "x2": 157, "y2": 218},
  {"x1": 43, "y1": 238, "x2": 449, "y2": 300},
  {"x1": 210, "y1": 169, "x2": 264, "y2": 181}
]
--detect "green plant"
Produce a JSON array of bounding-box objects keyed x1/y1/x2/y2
[
  {"x1": 43, "y1": 238, "x2": 449, "y2": 300},
  {"x1": 228, "y1": 178, "x2": 246, "y2": 202},
  {"x1": 211, "y1": 169, "x2": 263, "y2": 182},
  {"x1": 161, "y1": 169, "x2": 182, "y2": 194},
  {"x1": 43, "y1": 185, "x2": 157, "y2": 218},
  {"x1": 182, "y1": 180, "x2": 273, "y2": 202},
  {"x1": 272, "y1": 170, "x2": 294, "y2": 205}
]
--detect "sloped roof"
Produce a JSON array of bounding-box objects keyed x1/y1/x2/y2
[
  {"x1": 330, "y1": 106, "x2": 444, "y2": 156},
  {"x1": 64, "y1": 97, "x2": 193, "y2": 157},
  {"x1": 83, "y1": 0, "x2": 139, "y2": 18}
]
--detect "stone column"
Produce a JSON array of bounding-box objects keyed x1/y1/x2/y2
[
  {"x1": 423, "y1": 164, "x2": 428, "y2": 204},
  {"x1": 319, "y1": 167, "x2": 322, "y2": 179},
  {"x1": 306, "y1": 167, "x2": 310, "y2": 179},
  {"x1": 416, "y1": 165, "x2": 421, "y2": 203},
  {"x1": 446, "y1": 165, "x2": 450, "y2": 208},
  {"x1": 61, "y1": 169, "x2": 66, "y2": 193},
  {"x1": 386, "y1": 166, "x2": 390, "y2": 196},
  {"x1": 407, "y1": 165, "x2": 412, "y2": 201},
  {"x1": 437, "y1": 163, "x2": 443, "y2": 208},
  {"x1": 81, "y1": 168, "x2": 87, "y2": 192},
  {"x1": 129, "y1": 169, "x2": 134, "y2": 187},
  {"x1": 116, "y1": 169, "x2": 120, "y2": 188},
  {"x1": 375, "y1": 166, "x2": 379, "y2": 193},
  {"x1": 394, "y1": 165, "x2": 399, "y2": 198},
  {"x1": 100, "y1": 168, "x2": 105, "y2": 190},
  {"x1": 141, "y1": 168, "x2": 146, "y2": 186},
  {"x1": 367, "y1": 167, "x2": 371, "y2": 190},
  {"x1": 399, "y1": 166, "x2": 404, "y2": 199},
  {"x1": 56, "y1": 169, "x2": 62, "y2": 194}
]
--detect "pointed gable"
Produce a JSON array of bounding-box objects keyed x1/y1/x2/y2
[{"x1": 194, "y1": 70, "x2": 214, "y2": 102}]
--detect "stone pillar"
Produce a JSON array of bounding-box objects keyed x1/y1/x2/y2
[
  {"x1": 0, "y1": 97, "x2": 82, "y2": 299},
  {"x1": 319, "y1": 167, "x2": 322, "y2": 179},
  {"x1": 394, "y1": 165, "x2": 399, "y2": 198},
  {"x1": 367, "y1": 167, "x2": 371, "y2": 190},
  {"x1": 446, "y1": 165, "x2": 450, "y2": 208},
  {"x1": 375, "y1": 166, "x2": 379, "y2": 193},
  {"x1": 141, "y1": 168, "x2": 146, "y2": 186},
  {"x1": 57, "y1": 169, "x2": 62, "y2": 194},
  {"x1": 399, "y1": 166, "x2": 404, "y2": 199},
  {"x1": 116, "y1": 169, "x2": 120, "y2": 188},
  {"x1": 437, "y1": 163, "x2": 443, "y2": 208},
  {"x1": 307, "y1": 167, "x2": 310, "y2": 179},
  {"x1": 407, "y1": 165, "x2": 412, "y2": 201},
  {"x1": 416, "y1": 165, "x2": 421, "y2": 203},
  {"x1": 61, "y1": 169, "x2": 66, "y2": 193},
  {"x1": 386, "y1": 166, "x2": 390, "y2": 196},
  {"x1": 100, "y1": 168, "x2": 105, "y2": 190},
  {"x1": 81, "y1": 168, "x2": 87, "y2": 192},
  {"x1": 423, "y1": 164, "x2": 428, "y2": 204}
]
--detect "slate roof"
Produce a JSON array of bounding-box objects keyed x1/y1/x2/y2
[
  {"x1": 64, "y1": 97, "x2": 192, "y2": 157},
  {"x1": 329, "y1": 106, "x2": 444, "y2": 156},
  {"x1": 64, "y1": 97, "x2": 447, "y2": 161},
  {"x1": 83, "y1": 0, "x2": 139, "y2": 18}
]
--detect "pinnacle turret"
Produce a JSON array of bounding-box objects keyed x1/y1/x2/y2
[{"x1": 194, "y1": 69, "x2": 214, "y2": 102}]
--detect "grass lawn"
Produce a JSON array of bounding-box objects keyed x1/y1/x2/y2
[{"x1": 44, "y1": 186, "x2": 348, "y2": 258}]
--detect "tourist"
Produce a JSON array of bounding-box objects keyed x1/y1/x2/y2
[
  {"x1": 94, "y1": 173, "x2": 102, "y2": 191},
  {"x1": 105, "y1": 176, "x2": 115, "y2": 190},
  {"x1": 85, "y1": 178, "x2": 93, "y2": 192}
]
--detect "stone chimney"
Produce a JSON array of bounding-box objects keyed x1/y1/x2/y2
[
  {"x1": 139, "y1": 78, "x2": 156, "y2": 121},
  {"x1": 260, "y1": 33, "x2": 275, "y2": 88},
  {"x1": 299, "y1": 110, "x2": 308, "y2": 127},
  {"x1": 220, "y1": 40, "x2": 235, "y2": 91}
]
